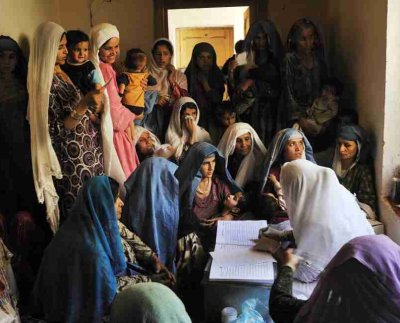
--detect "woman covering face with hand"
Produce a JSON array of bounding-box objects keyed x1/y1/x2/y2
[{"x1": 165, "y1": 97, "x2": 211, "y2": 163}]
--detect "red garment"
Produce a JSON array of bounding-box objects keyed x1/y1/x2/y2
[{"x1": 192, "y1": 177, "x2": 231, "y2": 220}]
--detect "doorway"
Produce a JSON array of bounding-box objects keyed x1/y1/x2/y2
[{"x1": 176, "y1": 27, "x2": 234, "y2": 69}]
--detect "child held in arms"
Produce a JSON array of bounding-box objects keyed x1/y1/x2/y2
[
  {"x1": 117, "y1": 48, "x2": 157, "y2": 121},
  {"x1": 61, "y1": 30, "x2": 102, "y2": 95},
  {"x1": 298, "y1": 77, "x2": 344, "y2": 137}
]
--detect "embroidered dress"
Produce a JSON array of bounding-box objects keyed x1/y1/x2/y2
[{"x1": 48, "y1": 75, "x2": 104, "y2": 217}]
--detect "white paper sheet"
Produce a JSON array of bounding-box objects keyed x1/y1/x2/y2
[
  {"x1": 210, "y1": 244, "x2": 275, "y2": 266},
  {"x1": 209, "y1": 261, "x2": 275, "y2": 283},
  {"x1": 216, "y1": 220, "x2": 268, "y2": 246}
]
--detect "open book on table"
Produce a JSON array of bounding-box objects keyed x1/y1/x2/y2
[{"x1": 209, "y1": 220, "x2": 276, "y2": 284}]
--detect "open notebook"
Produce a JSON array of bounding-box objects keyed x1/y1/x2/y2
[{"x1": 209, "y1": 220, "x2": 276, "y2": 284}]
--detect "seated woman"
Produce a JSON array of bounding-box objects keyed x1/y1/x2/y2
[
  {"x1": 33, "y1": 176, "x2": 174, "y2": 322},
  {"x1": 174, "y1": 141, "x2": 242, "y2": 320},
  {"x1": 184, "y1": 42, "x2": 225, "y2": 129},
  {"x1": 121, "y1": 157, "x2": 180, "y2": 273},
  {"x1": 217, "y1": 122, "x2": 267, "y2": 193},
  {"x1": 332, "y1": 125, "x2": 378, "y2": 219},
  {"x1": 262, "y1": 159, "x2": 374, "y2": 284},
  {"x1": 259, "y1": 128, "x2": 315, "y2": 223},
  {"x1": 110, "y1": 282, "x2": 191, "y2": 323},
  {"x1": 175, "y1": 142, "x2": 242, "y2": 252},
  {"x1": 165, "y1": 97, "x2": 211, "y2": 163},
  {"x1": 269, "y1": 235, "x2": 400, "y2": 323}
]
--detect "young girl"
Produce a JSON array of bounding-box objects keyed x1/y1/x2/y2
[{"x1": 117, "y1": 48, "x2": 157, "y2": 121}]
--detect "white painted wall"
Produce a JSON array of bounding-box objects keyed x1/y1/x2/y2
[{"x1": 168, "y1": 6, "x2": 248, "y2": 66}]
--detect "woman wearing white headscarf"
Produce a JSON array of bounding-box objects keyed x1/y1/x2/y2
[
  {"x1": 165, "y1": 97, "x2": 211, "y2": 162},
  {"x1": 28, "y1": 22, "x2": 107, "y2": 231},
  {"x1": 217, "y1": 122, "x2": 267, "y2": 190},
  {"x1": 90, "y1": 23, "x2": 139, "y2": 179},
  {"x1": 277, "y1": 159, "x2": 374, "y2": 283}
]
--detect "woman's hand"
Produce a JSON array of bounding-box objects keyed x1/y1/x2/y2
[
  {"x1": 273, "y1": 248, "x2": 303, "y2": 271},
  {"x1": 84, "y1": 84, "x2": 105, "y2": 114},
  {"x1": 184, "y1": 117, "x2": 196, "y2": 137},
  {"x1": 140, "y1": 77, "x2": 148, "y2": 91},
  {"x1": 157, "y1": 96, "x2": 169, "y2": 107},
  {"x1": 150, "y1": 254, "x2": 176, "y2": 286},
  {"x1": 200, "y1": 213, "x2": 234, "y2": 228}
]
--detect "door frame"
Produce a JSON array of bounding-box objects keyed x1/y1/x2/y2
[{"x1": 153, "y1": 0, "x2": 268, "y2": 39}]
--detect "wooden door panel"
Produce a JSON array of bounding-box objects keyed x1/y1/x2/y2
[{"x1": 177, "y1": 27, "x2": 234, "y2": 69}]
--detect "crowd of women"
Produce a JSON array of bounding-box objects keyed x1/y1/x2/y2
[{"x1": 0, "y1": 15, "x2": 397, "y2": 323}]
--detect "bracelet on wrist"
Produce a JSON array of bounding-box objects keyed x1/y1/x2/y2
[{"x1": 70, "y1": 109, "x2": 84, "y2": 121}]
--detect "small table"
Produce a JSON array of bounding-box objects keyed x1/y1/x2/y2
[{"x1": 202, "y1": 260, "x2": 276, "y2": 323}]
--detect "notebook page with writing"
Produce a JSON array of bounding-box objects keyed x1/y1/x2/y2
[{"x1": 216, "y1": 220, "x2": 268, "y2": 246}]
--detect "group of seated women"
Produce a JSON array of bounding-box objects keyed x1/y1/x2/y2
[{"x1": 0, "y1": 13, "x2": 389, "y2": 323}]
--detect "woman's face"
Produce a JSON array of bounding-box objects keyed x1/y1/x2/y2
[
  {"x1": 338, "y1": 139, "x2": 358, "y2": 162},
  {"x1": 235, "y1": 132, "x2": 252, "y2": 156},
  {"x1": 297, "y1": 27, "x2": 316, "y2": 54},
  {"x1": 180, "y1": 107, "x2": 197, "y2": 125},
  {"x1": 56, "y1": 34, "x2": 68, "y2": 66},
  {"x1": 283, "y1": 138, "x2": 304, "y2": 161},
  {"x1": 114, "y1": 196, "x2": 124, "y2": 220},
  {"x1": 253, "y1": 31, "x2": 268, "y2": 51},
  {"x1": 200, "y1": 155, "x2": 216, "y2": 178},
  {"x1": 196, "y1": 51, "x2": 212, "y2": 72},
  {"x1": 137, "y1": 131, "x2": 155, "y2": 156},
  {"x1": 99, "y1": 37, "x2": 120, "y2": 64},
  {"x1": 153, "y1": 44, "x2": 172, "y2": 68},
  {"x1": 0, "y1": 50, "x2": 18, "y2": 75}
]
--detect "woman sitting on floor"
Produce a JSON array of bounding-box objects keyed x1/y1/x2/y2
[
  {"x1": 261, "y1": 159, "x2": 374, "y2": 284},
  {"x1": 217, "y1": 122, "x2": 267, "y2": 197},
  {"x1": 269, "y1": 235, "x2": 400, "y2": 323},
  {"x1": 165, "y1": 97, "x2": 211, "y2": 163},
  {"x1": 259, "y1": 128, "x2": 315, "y2": 223},
  {"x1": 121, "y1": 157, "x2": 180, "y2": 273},
  {"x1": 33, "y1": 176, "x2": 174, "y2": 322},
  {"x1": 332, "y1": 124, "x2": 378, "y2": 219}
]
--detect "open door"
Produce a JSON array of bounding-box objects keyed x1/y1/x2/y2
[
  {"x1": 176, "y1": 27, "x2": 234, "y2": 69},
  {"x1": 154, "y1": 0, "x2": 265, "y2": 38},
  {"x1": 243, "y1": 7, "x2": 250, "y2": 36}
]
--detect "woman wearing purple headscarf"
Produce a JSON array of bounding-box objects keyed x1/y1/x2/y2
[{"x1": 269, "y1": 235, "x2": 400, "y2": 323}]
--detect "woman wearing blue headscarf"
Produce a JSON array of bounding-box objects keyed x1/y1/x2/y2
[
  {"x1": 259, "y1": 128, "x2": 315, "y2": 223},
  {"x1": 121, "y1": 157, "x2": 180, "y2": 273},
  {"x1": 33, "y1": 176, "x2": 173, "y2": 322},
  {"x1": 332, "y1": 125, "x2": 377, "y2": 219},
  {"x1": 174, "y1": 142, "x2": 241, "y2": 320},
  {"x1": 175, "y1": 142, "x2": 242, "y2": 249}
]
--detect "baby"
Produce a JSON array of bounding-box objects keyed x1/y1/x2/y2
[
  {"x1": 61, "y1": 30, "x2": 102, "y2": 95},
  {"x1": 117, "y1": 48, "x2": 157, "y2": 120},
  {"x1": 301, "y1": 77, "x2": 344, "y2": 136}
]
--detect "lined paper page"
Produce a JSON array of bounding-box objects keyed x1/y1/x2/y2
[
  {"x1": 209, "y1": 261, "x2": 275, "y2": 283},
  {"x1": 216, "y1": 220, "x2": 268, "y2": 246}
]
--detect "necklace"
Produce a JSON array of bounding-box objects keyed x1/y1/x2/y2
[{"x1": 196, "y1": 179, "x2": 212, "y2": 195}]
